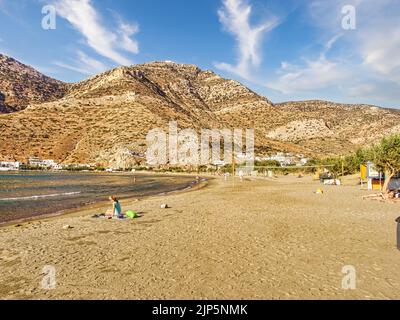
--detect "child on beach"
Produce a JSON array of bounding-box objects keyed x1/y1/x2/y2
[{"x1": 106, "y1": 196, "x2": 122, "y2": 219}]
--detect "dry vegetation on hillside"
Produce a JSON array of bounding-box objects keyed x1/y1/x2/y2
[
  {"x1": 1, "y1": 56, "x2": 399, "y2": 166},
  {"x1": 0, "y1": 54, "x2": 68, "y2": 113}
]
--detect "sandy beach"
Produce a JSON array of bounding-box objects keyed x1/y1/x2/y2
[{"x1": 1, "y1": 175, "x2": 400, "y2": 300}]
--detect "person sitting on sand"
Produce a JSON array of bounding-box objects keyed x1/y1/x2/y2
[{"x1": 106, "y1": 196, "x2": 122, "y2": 219}]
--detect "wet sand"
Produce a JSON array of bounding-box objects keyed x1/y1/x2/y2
[{"x1": 1, "y1": 175, "x2": 400, "y2": 299}]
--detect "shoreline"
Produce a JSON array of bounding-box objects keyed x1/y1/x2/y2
[{"x1": 0, "y1": 173, "x2": 210, "y2": 228}]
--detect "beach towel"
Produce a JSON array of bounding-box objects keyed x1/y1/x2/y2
[
  {"x1": 92, "y1": 213, "x2": 128, "y2": 220},
  {"x1": 125, "y1": 210, "x2": 139, "y2": 219}
]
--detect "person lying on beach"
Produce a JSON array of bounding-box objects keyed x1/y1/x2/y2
[
  {"x1": 362, "y1": 191, "x2": 398, "y2": 203},
  {"x1": 105, "y1": 195, "x2": 122, "y2": 219}
]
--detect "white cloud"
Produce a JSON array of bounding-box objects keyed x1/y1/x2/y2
[
  {"x1": 324, "y1": 33, "x2": 343, "y2": 51},
  {"x1": 346, "y1": 83, "x2": 377, "y2": 97},
  {"x1": 54, "y1": 51, "x2": 109, "y2": 75},
  {"x1": 266, "y1": 0, "x2": 400, "y2": 106},
  {"x1": 53, "y1": 0, "x2": 139, "y2": 66},
  {"x1": 215, "y1": 0, "x2": 280, "y2": 80},
  {"x1": 115, "y1": 16, "x2": 140, "y2": 55},
  {"x1": 346, "y1": 81, "x2": 400, "y2": 106},
  {"x1": 360, "y1": 25, "x2": 400, "y2": 81},
  {"x1": 267, "y1": 54, "x2": 349, "y2": 94},
  {"x1": 304, "y1": 0, "x2": 400, "y2": 101}
]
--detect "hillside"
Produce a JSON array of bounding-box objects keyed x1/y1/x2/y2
[
  {"x1": 0, "y1": 54, "x2": 68, "y2": 113},
  {"x1": 0, "y1": 58, "x2": 399, "y2": 166},
  {"x1": 272, "y1": 100, "x2": 400, "y2": 154}
]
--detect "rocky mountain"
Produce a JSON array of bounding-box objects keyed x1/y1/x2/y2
[
  {"x1": 0, "y1": 57, "x2": 399, "y2": 166},
  {"x1": 0, "y1": 54, "x2": 68, "y2": 113},
  {"x1": 272, "y1": 100, "x2": 400, "y2": 154}
]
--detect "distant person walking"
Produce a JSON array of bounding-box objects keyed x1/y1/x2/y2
[{"x1": 239, "y1": 170, "x2": 244, "y2": 182}]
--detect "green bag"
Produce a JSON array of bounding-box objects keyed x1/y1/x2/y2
[{"x1": 125, "y1": 210, "x2": 138, "y2": 219}]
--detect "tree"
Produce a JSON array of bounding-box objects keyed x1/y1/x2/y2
[
  {"x1": 354, "y1": 148, "x2": 373, "y2": 164},
  {"x1": 321, "y1": 157, "x2": 343, "y2": 178},
  {"x1": 373, "y1": 134, "x2": 400, "y2": 193},
  {"x1": 342, "y1": 148, "x2": 374, "y2": 176},
  {"x1": 254, "y1": 160, "x2": 281, "y2": 167}
]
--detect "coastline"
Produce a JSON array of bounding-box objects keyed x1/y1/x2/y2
[{"x1": 0, "y1": 172, "x2": 209, "y2": 228}]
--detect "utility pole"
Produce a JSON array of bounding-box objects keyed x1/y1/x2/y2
[{"x1": 232, "y1": 150, "x2": 236, "y2": 188}]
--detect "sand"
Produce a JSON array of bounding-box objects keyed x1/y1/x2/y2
[{"x1": 1, "y1": 175, "x2": 400, "y2": 300}]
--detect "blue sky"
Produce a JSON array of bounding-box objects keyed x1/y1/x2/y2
[{"x1": 0, "y1": 0, "x2": 399, "y2": 108}]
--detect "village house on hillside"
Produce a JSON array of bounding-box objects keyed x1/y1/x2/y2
[
  {"x1": 28, "y1": 157, "x2": 62, "y2": 170},
  {"x1": 255, "y1": 153, "x2": 309, "y2": 167},
  {"x1": 0, "y1": 161, "x2": 20, "y2": 171}
]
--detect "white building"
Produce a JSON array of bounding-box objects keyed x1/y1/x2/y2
[
  {"x1": 299, "y1": 158, "x2": 309, "y2": 166},
  {"x1": 28, "y1": 157, "x2": 42, "y2": 166},
  {"x1": 212, "y1": 160, "x2": 226, "y2": 167},
  {"x1": 267, "y1": 153, "x2": 295, "y2": 166},
  {"x1": 28, "y1": 157, "x2": 60, "y2": 169},
  {"x1": 0, "y1": 161, "x2": 20, "y2": 171},
  {"x1": 42, "y1": 159, "x2": 59, "y2": 168}
]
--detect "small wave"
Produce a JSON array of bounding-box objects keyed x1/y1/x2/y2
[{"x1": 0, "y1": 192, "x2": 81, "y2": 201}]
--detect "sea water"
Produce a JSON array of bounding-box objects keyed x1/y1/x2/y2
[{"x1": 0, "y1": 172, "x2": 195, "y2": 223}]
